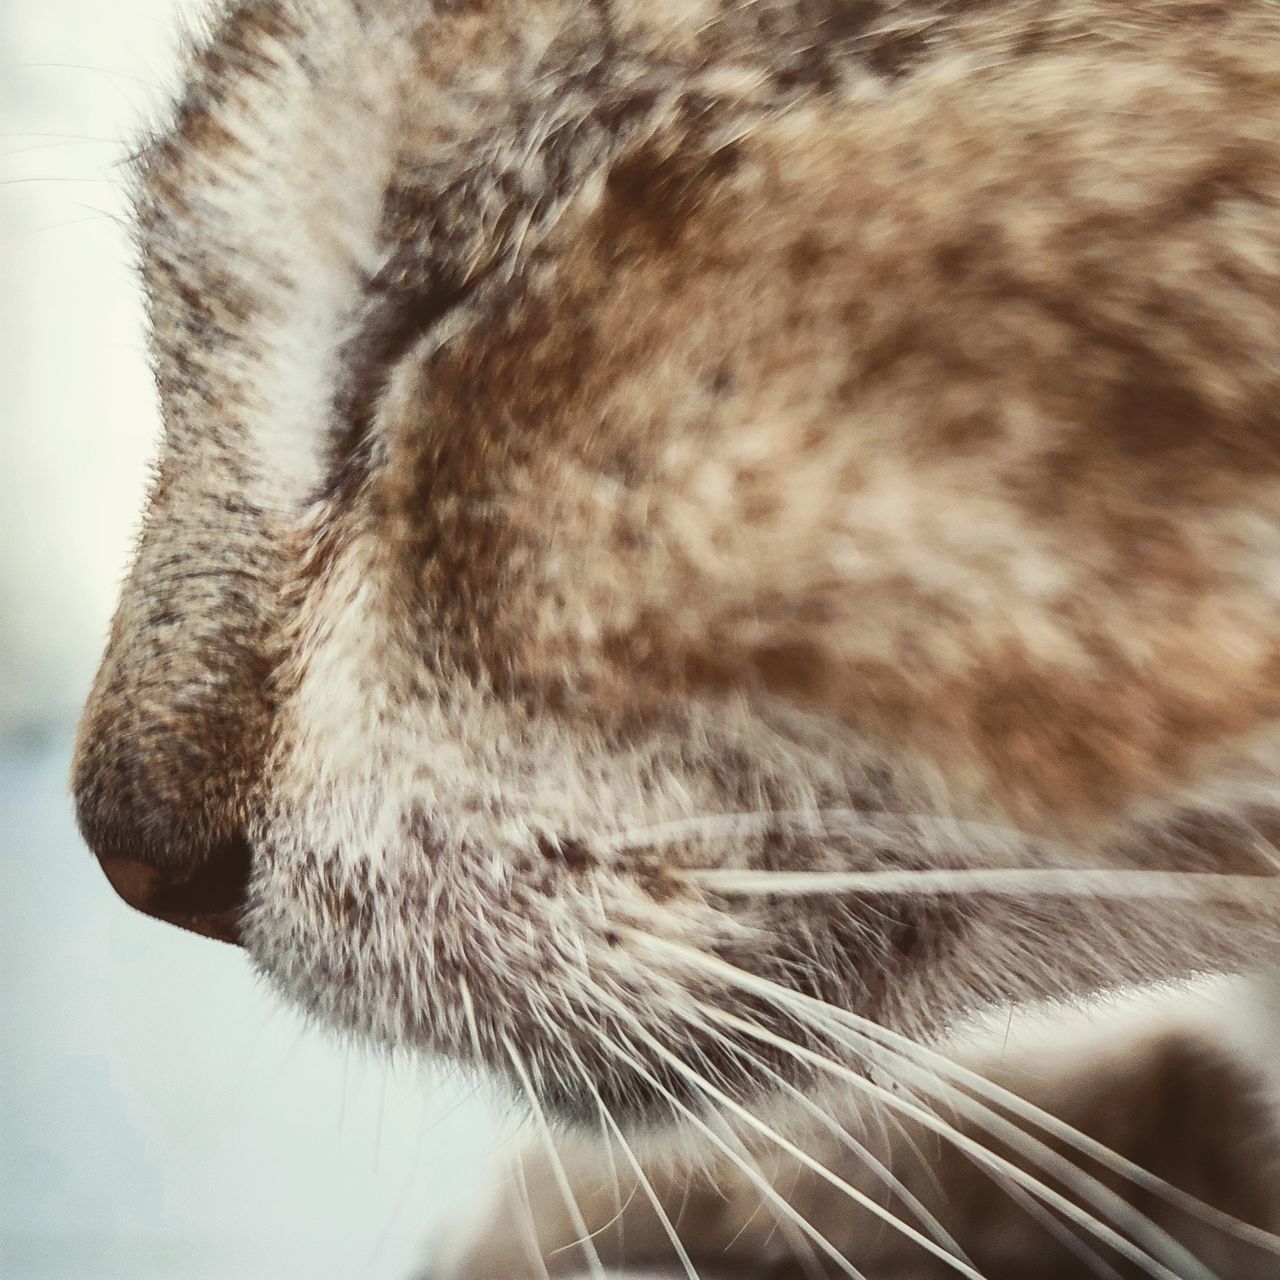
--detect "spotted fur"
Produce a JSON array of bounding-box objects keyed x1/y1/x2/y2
[{"x1": 75, "y1": 0, "x2": 1280, "y2": 1273}]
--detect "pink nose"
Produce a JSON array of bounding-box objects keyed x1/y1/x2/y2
[{"x1": 94, "y1": 835, "x2": 253, "y2": 945}]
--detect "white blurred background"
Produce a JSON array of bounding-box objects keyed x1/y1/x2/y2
[{"x1": 1, "y1": 3, "x2": 502, "y2": 1276}]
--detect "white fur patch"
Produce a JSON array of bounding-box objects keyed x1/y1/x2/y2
[{"x1": 167, "y1": 2, "x2": 409, "y2": 508}]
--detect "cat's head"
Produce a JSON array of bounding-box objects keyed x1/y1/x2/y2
[{"x1": 73, "y1": 0, "x2": 1280, "y2": 1121}]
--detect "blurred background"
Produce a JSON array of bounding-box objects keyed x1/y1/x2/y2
[{"x1": 1, "y1": 3, "x2": 502, "y2": 1277}]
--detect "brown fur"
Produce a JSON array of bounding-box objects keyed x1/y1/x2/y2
[{"x1": 74, "y1": 0, "x2": 1280, "y2": 1273}]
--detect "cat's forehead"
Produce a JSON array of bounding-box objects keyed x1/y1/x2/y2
[{"x1": 129, "y1": 0, "x2": 950, "y2": 521}]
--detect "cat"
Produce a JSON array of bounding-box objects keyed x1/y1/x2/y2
[{"x1": 72, "y1": 0, "x2": 1280, "y2": 1274}]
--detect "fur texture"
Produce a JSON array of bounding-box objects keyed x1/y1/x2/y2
[
  {"x1": 73, "y1": 0, "x2": 1280, "y2": 1273},
  {"x1": 444, "y1": 998, "x2": 1280, "y2": 1278}
]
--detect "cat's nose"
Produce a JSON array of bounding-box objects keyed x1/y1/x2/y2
[{"x1": 92, "y1": 834, "x2": 253, "y2": 946}]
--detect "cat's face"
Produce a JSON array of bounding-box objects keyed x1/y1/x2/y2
[{"x1": 73, "y1": 0, "x2": 1280, "y2": 1122}]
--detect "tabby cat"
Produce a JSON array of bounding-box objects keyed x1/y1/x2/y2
[{"x1": 74, "y1": 0, "x2": 1280, "y2": 1273}]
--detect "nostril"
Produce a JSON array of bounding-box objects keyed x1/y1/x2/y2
[{"x1": 96, "y1": 834, "x2": 254, "y2": 946}]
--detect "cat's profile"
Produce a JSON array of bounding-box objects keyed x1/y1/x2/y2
[{"x1": 72, "y1": 0, "x2": 1280, "y2": 1274}]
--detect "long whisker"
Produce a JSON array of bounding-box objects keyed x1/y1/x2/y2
[
  {"x1": 676, "y1": 1002, "x2": 1124, "y2": 1280},
  {"x1": 657, "y1": 936, "x2": 1280, "y2": 1256},
  {"x1": 743, "y1": 999, "x2": 1193, "y2": 1280},
  {"x1": 568, "y1": 972, "x2": 974, "y2": 1271},
  {"x1": 557, "y1": 1034, "x2": 704, "y2": 1280},
  {"x1": 770, "y1": 1071, "x2": 976, "y2": 1266},
  {"x1": 584, "y1": 1006, "x2": 965, "y2": 1277},
  {"x1": 586, "y1": 1024, "x2": 872, "y2": 1280},
  {"x1": 868, "y1": 1015, "x2": 1280, "y2": 1258},
  {"x1": 502, "y1": 1034, "x2": 610, "y2": 1280},
  {"x1": 697, "y1": 1099, "x2": 831, "y2": 1280},
  {"x1": 683, "y1": 867, "x2": 1280, "y2": 904},
  {"x1": 512, "y1": 1142, "x2": 555, "y2": 1280},
  {"x1": 990, "y1": 1171, "x2": 1127, "y2": 1280},
  {"x1": 542, "y1": 1177, "x2": 644, "y2": 1261},
  {"x1": 709, "y1": 1003, "x2": 1202, "y2": 1280},
  {"x1": 679, "y1": 997, "x2": 1170, "y2": 1280},
  {"x1": 598, "y1": 1105, "x2": 703, "y2": 1280},
  {"x1": 455, "y1": 978, "x2": 558, "y2": 1276},
  {"x1": 627, "y1": 933, "x2": 1215, "y2": 1280},
  {"x1": 810, "y1": 1019, "x2": 1280, "y2": 1270},
  {"x1": 636, "y1": 1015, "x2": 988, "y2": 1280},
  {"x1": 666, "y1": 1002, "x2": 978, "y2": 1272},
  {"x1": 590, "y1": 1105, "x2": 631, "y2": 1257},
  {"x1": 588, "y1": 1002, "x2": 829, "y2": 1279}
]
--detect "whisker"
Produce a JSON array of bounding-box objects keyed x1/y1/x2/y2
[
  {"x1": 11, "y1": 61, "x2": 162, "y2": 88},
  {"x1": 652, "y1": 995, "x2": 978, "y2": 1270},
  {"x1": 779, "y1": 1006, "x2": 1194, "y2": 1280},
  {"x1": 686, "y1": 998, "x2": 1172, "y2": 1280},
  {"x1": 591, "y1": 1107, "x2": 631, "y2": 1259},
  {"x1": 989, "y1": 1171, "x2": 1127, "y2": 1280},
  {"x1": 558, "y1": 1035, "x2": 703, "y2": 1280},
  {"x1": 0, "y1": 138, "x2": 121, "y2": 160},
  {"x1": 599, "y1": 1104, "x2": 703, "y2": 1280},
  {"x1": 1, "y1": 131, "x2": 120, "y2": 141},
  {"x1": 674, "y1": 999, "x2": 1149, "y2": 1280},
  {"x1": 587, "y1": 1024, "x2": 872, "y2": 1280},
  {"x1": 861, "y1": 1016, "x2": 1280, "y2": 1257},
  {"x1": 683, "y1": 1014, "x2": 976, "y2": 1269},
  {"x1": 662, "y1": 938, "x2": 1280, "y2": 1256},
  {"x1": 576, "y1": 994, "x2": 826, "y2": 1277},
  {"x1": 640, "y1": 1015, "x2": 988, "y2": 1280},
  {"x1": 511, "y1": 1143, "x2": 555, "y2": 1280},
  {"x1": 502, "y1": 1034, "x2": 610, "y2": 1280},
  {"x1": 628, "y1": 933, "x2": 1216, "y2": 1280},
  {"x1": 540, "y1": 1152, "x2": 647, "y2": 1262},
  {"x1": 683, "y1": 867, "x2": 1280, "y2": 904},
  {"x1": 571, "y1": 992, "x2": 945, "y2": 1274},
  {"x1": 0, "y1": 175, "x2": 128, "y2": 186},
  {"x1": 699, "y1": 1103, "x2": 831, "y2": 1280},
  {"x1": 707, "y1": 1002, "x2": 1201, "y2": 1280}
]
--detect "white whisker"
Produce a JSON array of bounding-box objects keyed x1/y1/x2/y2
[
  {"x1": 652, "y1": 995, "x2": 972, "y2": 1266},
  {"x1": 796, "y1": 1010, "x2": 1198, "y2": 1280},
  {"x1": 675, "y1": 999, "x2": 1151, "y2": 1280},
  {"x1": 512, "y1": 1143, "x2": 555, "y2": 1280},
  {"x1": 683, "y1": 867, "x2": 1280, "y2": 904},
  {"x1": 685, "y1": 1012, "x2": 975, "y2": 1269},
  {"x1": 599, "y1": 1105, "x2": 703, "y2": 1280},
  {"x1": 666, "y1": 938, "x2": 1280, "y2": 1257},
  {"x1": 502, "y1": 1034, "x2": 610, "y2": 1280},
  {"x1": 699, "y1": 1103, "x2": 831, "y2": 1280},
  {"x1": 637, "y1": 1016, "x2": 988, "y2": 1280},
  {"x1": 710, "y1": 1003, "x2": 1200, "y2": 1280},
  {"x1": 628, "y1": 932, "x2": 1218, "y2": 1280},
  {"x1": 587, "y1": 1025, "x2": 872, "y2": 1280},
  {"x1": 559, "y1": 1035, "x2": 704, "y2": 1280},
  {"x1": 990, "y1": 1171, "x2": 1127, "y2": 1280}
]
